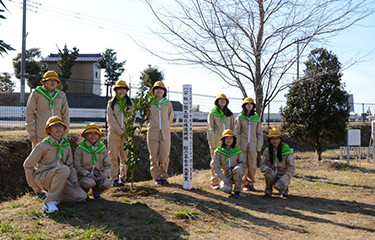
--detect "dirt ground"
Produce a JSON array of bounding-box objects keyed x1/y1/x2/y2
[
  {"x1": 1, "y1": 157, "x2": 375, "y2": 240},
  {"x1": 1, "y1": 125, "x2": 374, "y2": 239}
]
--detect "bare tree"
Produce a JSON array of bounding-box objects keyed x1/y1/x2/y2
[{"x1": 143, "y1": 0, "x2": 374, "y2": 118}]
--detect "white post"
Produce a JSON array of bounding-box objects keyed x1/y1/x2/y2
[
  {"x1": 182, "y1": 84, "x2": 193, "y2": 189},
  {"x1": 347, "y1": 129, "x2": 361, "y2": 166},
  {"x1": 347, "y1": 130, "x2": 350, "y2": 165}
]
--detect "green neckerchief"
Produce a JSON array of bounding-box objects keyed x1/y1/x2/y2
[
  {"x1": 151, "y1": 97, "x2": 169, "y2": 111},
  {"x1": 210, "y1": 106, "x2": 226, "y2": 124},
  {"x1": 215, "y1": 146, "x2": 242, "y2": 163},
  {"x1": 115, "y1": 94, "x2": 130, "y2": 113},
  {"x1": 265, "y1": 143, "x2": 293, "y2": 163},
  {"x1": 77, "y1": 139, "x2": 106, "y2": 165},
  {"x1": 43, "y1": 136, "x2": 70, "y2": 160},
  {"x1": 239, "y1": 112, "x2": 260, "y2": 123},
  {"x1": 36, "y1": 86, "x2": 61, "y2": 109}
]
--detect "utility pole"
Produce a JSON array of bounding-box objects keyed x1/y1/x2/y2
[
  {"x1": 296, "y1": 40, "x2": 300, "y2": 80},
  {"x1": 20, "y1": 0, "x2": 27, "y2": 106}
]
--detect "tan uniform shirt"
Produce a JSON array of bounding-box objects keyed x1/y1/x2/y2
[
  {"x1": 26, "y1": 86, "x2": 70, "y2": 139},
  {"x1": 147, "y1": 100, "x2": 174, "y2": 140},
  {"x1": 23, "y1": 136, "x2": 77, "y2": 190},
  {"x1": 235, "y1": 115, "x2": 263, "y2": 152},
  {"x1": 207, "y1": 114, "x2": 235, "y2": 149},
  {"x1": 74, "y1": 141, "x2": 112, "y2": 178},
  {"x1": 106, "y1": 99, "x2": 133, "y2": 137},
  {"x1": 213, "y1": 150, "x2": 245, "y2": 181},
  {"x1": 260, "y1": 147, "x2": 296, "y2": 185}
]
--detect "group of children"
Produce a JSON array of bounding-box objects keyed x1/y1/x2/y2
[
  {"x1": 23, "y1": 70, "x2": 295, "y2": 214},
  {"x1": 208, "y1": 94, "x2": 295, "y2": 199},
  {"x1": 24, "y1": 70, "x2": 173, "y2": 213}
]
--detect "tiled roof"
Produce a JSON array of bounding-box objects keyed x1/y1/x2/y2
[{"x1": 41, "y1": 54, "x2": 104, "y2": 63}]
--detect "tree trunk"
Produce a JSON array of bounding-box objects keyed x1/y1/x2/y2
[
  {"x1": 130, "y1": 172, "x2": 134, "y2": 192},
  {"x1": 255, "y1": 1, "x2": 265, "y2": 120},
  {"x1": 315, "y1": 139, "x2": 322, "y2": 161}
]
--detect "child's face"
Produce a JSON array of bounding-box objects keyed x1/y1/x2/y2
[
  {"x1": 270, "y1": 137, "x2": 281, "y2": 149},
  {"x1": 245, "y1": 103, "x2": 254, "y2": 111},
  {"x1": 153, "y1": 87, "x2": 165, "y2": 99},
  {"x1": 44, "y1": 80, "x2": 59, "y2": 92},
  {"x1": 224, "y1": 136, "x2": 234, "y2": 147},
  {"x1": 47, "y1": 124, "x2": 65, "y2": 139},
  {"x1": 85, "y1": 132, "x2": 100, "y2": 145},
  {"x1": 116, "y1": 88, "x2": 128, "y2": 96},
  {"x1": 218, "y1": 99, "x2": 227, "y2": 108}
]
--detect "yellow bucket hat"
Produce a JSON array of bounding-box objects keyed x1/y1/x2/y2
[
  {"x1": 267, "y1": 128, "x2": 284, "y2": 141},
  {"x1": 113, "y1": 80, "x2": 129, "y2": 91},
  {"x1": 215, "y1": 93, "x2": 229, "y2": 104},
  {"x1": 44, "y1": 116, "x2": 67, "y2": 135},
  {"x1": 40, "y1": 70, "x2": 61, "y2": 86},
  {"x1": 220, "y1": 129, "x2": 236, "y2": 141},
  {"x1": 82, "y1": 123, "x2": 102, "y2": 138},
  {"x1": 151, "y1": 81, "x2": 167, "y2": 93},
  {"x1": 242, "y1": 97, "x2": 256, "y2": 108}
]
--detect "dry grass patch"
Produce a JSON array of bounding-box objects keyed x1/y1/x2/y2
[{"x1": 1, "y1": 153, "x2": 375, "y2": 239}]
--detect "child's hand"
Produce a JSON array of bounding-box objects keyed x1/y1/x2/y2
[
  {"x1": 29, "y1": 135, "x2": 37, "y2": 144},
  {"x1": 95, "y1": 175, "x2": 106, "y2": 183},
  {"x1": 265, "y1": 167, "x2": 273, "y2": 175},
  {"x1": 72, "y1": 181, "x2": 80, "y2": 189}
]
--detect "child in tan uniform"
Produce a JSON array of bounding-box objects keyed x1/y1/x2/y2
[
  {"x1": 207, "y1": 93, "x2": 235, "y2": 189},
  {"x1": 74, "y1": 123, "x2": 112, "y2": 199},
  {"x1": 26, "y1": 70, "x2": 70, "y2": 148},
  {"x1": 260, "y1": 128, "x2": 295, "y2": 199},
  {"x1": 213, "y1": 129, "x2": 245, "y2": 199},
  {"x1": 106, "y1": 80, "x2": 133, "y2": 187},
  {"x1": 147, "y1": 81, "x2": 174, "y2": 185},
  {"x1": 235, "y1": 97, "x2": 263, "y2": 191},
  {"x1": 23, "y1": 116, "x2": 87, "y2": 214}
]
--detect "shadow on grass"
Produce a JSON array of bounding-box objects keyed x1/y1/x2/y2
[
  {"x1": 155, "y1": 184, "x2": 375, "y2": 234},
  {"x1": 294, "y1": 174, "x2": 375, "y2": 190},
  {"x1": 330, "y1": 162, "x2": 375, "y2": 174},
  {"x1": 48, "y1": 196, "x2": 188, "y2": 240}
]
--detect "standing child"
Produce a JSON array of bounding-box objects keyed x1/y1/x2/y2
[
  {"x1": 213, "y1": 129, "x2": 245, "y2": 199},
  {"x1": 106, "y1": 80, "x2": 133, "y2": 187},
  {"x1": 26, "y1": 70, "x2": 70, "y2": 149},
  {"x1": 23, "y1": 116, "x2": 87, "y2": 214},
  {"x1": 207, "y1": 93, "x2": 234, "y2": 189},
  {"x1": 235, "y1": 97, "x2": 263, "y2": 191},
  {"x1": 260, "y1": 128, "x2": 295, "y2": 199},
  {"x1": 74, "y1": 123, "x2": 112, "y2": 199},
  {"x1": 147, "y1": 81, "x2": 173, "y2": 185}
]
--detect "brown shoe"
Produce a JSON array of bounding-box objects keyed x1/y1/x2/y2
[
  {"x1": 263, "y1": 193, "x2": 272, "y2": 199},
  {"x1": 248, "y1": 185, "x2": 256, "y2": 191}
]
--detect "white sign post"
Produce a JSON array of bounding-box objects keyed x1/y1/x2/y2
[
  {"x1": 182, "y1": 84, "x2": 193, "y2": 189},
  {"x1": 347, "y1": 129, "x2": 361, "y2": 165}
]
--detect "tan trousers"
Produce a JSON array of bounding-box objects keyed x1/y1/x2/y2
[
  {"x1": 209, "y1": 148, "x2": 220, "y2": 185},
  {"x1": 264, "y1": 171, "x2": 289, "y2": 194},
  {"x1": 79, "y1": 176, "x2": 111, "y2": 194},
  {"x1": 108, "y1": 135, "x2": 127, "y2": 180},
  {"x1": 147, "y1": 131, "x2": 170, "y2": 180},
  {"x1": 34, "y1": 165, "x2": 87, "y2": 203},
  {"x1": 242, "y1": 146, "x2": 257, "y2": 186},
  {"x1": 223, "y1": 166, "x2": 244, "y2": 192}
]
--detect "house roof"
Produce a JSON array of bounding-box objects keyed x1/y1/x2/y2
[{"x1": 41, "y1": 54, "x2": 105, "y2": 68}]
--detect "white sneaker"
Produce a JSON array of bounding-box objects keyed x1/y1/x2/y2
[
  {"x1": 51, "y1": 200, "x2": 60, "y2": 206},
  {"x1": 43, "y1": 201, "x2": 59, "y2": 214}
]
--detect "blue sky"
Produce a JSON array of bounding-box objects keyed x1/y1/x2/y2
[{"x1": 1, "y1": 0, "x2": 374, "y2": 113}]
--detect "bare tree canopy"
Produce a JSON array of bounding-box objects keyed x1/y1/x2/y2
[{"x1": 143, "y1": 0, "x2": 375, "y2": 117}]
